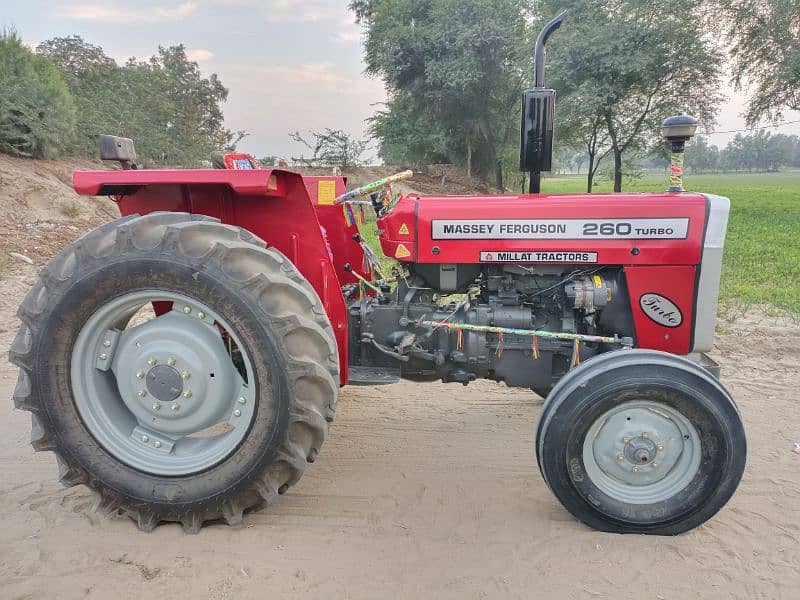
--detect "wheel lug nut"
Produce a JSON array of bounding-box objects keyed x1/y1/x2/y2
[
  {"x1": 154, "y1": 441, "x2": 162, "y2": 449},
  {"x1": 233, "y1": 409, "x2": 242, "y2": 417},
  {"x1": 152, "y1": 402, "x2": 161, "y2": 411},
  {"x1": 632, "y1": 466, "x2": 640, "y2": 473},
  {"x1": 197, "y1": 311, "x2": 205, "y2": 319},
  {"x1": 171, "y1": 404, "x2": 180, "y2": 412},
  {"x1": 147, "y1": 357, "x2": 157, "y2": 366},
  {"x1": 657, "y1": 444, "x2": 664, "y2": 451},
  {"x1": 623, "y1": 437, "x2": 631, "y2": 443},
  {"x1": 183, "y1": 390, "x2": 192, "y2": 399},
  {"x1": 103, "y1": 340, "x2": 111, "y2": 347},
  {"x1": 652, "y1": 462, "x2": 659, "y2": 468},
  {"x1": 238, "y1": 396, "x2": 246, "y2": 405},
  {"x1": 167, "y1": 357, "x2": 176, "y2": 366},
  {"x1": 98, "y1": 353, "x2": 108, "y2": 360},
  {"x1": 137, "y1": 389, "x2": 147, "y2": 398},
  {"x1": 642, "y1": 432, "x2": 650, "y2": 439},
  {"x1": 183, "y1": 306, "x2": 192, "y2": 314},
  {"x1": 136, "y1": 370, "x2": 145, "y2": 379},
  {"x1": 141, "y1": 435, "x2": 149, "y2": 443},
  {"x1": 181, "y1": 371, "x2": 190, "y2": 380},
  {"x1": 617, "y1": 453, "x2": 624, "y2": 461}
]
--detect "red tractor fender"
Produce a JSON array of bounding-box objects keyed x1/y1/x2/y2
[{"x1": 73, "y1": 168, "x2": 358, "y2": 384}]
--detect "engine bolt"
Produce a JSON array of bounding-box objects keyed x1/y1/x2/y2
[
  {"x1": 152, "y1": 402, "x2": 161, "y2": 411},
  {"x1": 99, "y1": 353, "x2": 108, "y2": 360},
  {"x1": 137, "y1": 389, "x2": 147, "y2": 398},
  {"x1": 141, "y1": 435, "x2": 149, "y2": 443},
  {"x1": 167, "y1": 357, "x2": 176, "y2": 366},
  {"x1": 238, "y1": 396, "x2": 246, "y2": 405},
  {"x1": 197, "y1": 311, "x2": 206, "y2": 320},
  {"x1": 233, "y1": 409, "x2": 242, "y2": 417},
  {"x1": 642, "y1": 432, "x2": 650, "y2": 439},
  {"x1": 632, "y1": 466, "x2": 640, "y2": 473},
  {"x1": 154, "y1": 441, "x2": 162, "y2": 449},
  {"x1": 147, "y1": 357, "x2": 157, "y2": 366},
  {"x1": 171, "y1": 404, "x2": 180, "y2": 412},
  {"x1": 183, "y1": 306, "x2": 192, "y2": 314},
  {"x1": 136, "y1": 370, "x2": 145, "y2": 379},
  {"x1": 183, "y1": 390, "x2": 192, "y2": 399},
  {"x1": 103, "y1": 340, "x2": 111, "y2": 347},
  {"x1": 617, "y1": 454, "x2": 624, "y2": 461},
  {"x1": 181, "y1": 371, "x2": 190, "y2": 380}
]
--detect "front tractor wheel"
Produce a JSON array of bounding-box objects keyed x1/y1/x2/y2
[
  {"x1": 536, "y1": 350, "x2": 746, "y2": 534},
  {"x1": 10, "y1": 212, "x2": 339, "y2": 532}
]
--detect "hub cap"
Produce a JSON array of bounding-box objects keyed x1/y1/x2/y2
[
  {"x1": 71, "y1": 291, "x2": 257, "y2": 476},
  {"x1": 581, "y1": 400, "x2": 701, "y2": 504}
]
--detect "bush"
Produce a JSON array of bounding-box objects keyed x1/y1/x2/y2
[{"x1": 0, "y1": 30, "x2": 75, "y2": 158}]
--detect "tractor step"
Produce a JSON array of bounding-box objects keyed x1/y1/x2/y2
[{"x1": 347, "y1": 366, "x2": 401, "y2": 386}]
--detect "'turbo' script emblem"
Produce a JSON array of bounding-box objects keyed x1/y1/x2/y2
[{"x1": 639, "y1": 293, "x2": 683, "y2": 328}]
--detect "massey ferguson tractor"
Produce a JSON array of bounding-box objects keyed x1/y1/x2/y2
[{"x1": 10, "y1": 13, "x2": 745, "y2": 535}]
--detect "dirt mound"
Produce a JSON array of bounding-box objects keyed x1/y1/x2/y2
[{"x1": 0, "y1": 154, "x2": 119, "y2": 272}]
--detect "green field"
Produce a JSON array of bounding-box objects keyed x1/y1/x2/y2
[{"x1": 361, "y1": 171, "x2": 800, "y2": 316}]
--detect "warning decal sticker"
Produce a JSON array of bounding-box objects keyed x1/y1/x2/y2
[
  {"x1": 432, "y1": 218, "x2": 689, "y2": 240},
  {"x1": 317, "y1": 180, "x2": 336, "y2": 205},
  {"x1": 398, "y1": 223, "x2": 410, "y2": 235},
  {"x1": 395, "y1": 244, "x2": 411, "y2": 258},
  {"x1": 480, "y1": 251, "x2": 598, "y2": 263}
]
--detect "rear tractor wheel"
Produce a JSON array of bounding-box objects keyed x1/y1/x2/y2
[
  {"x1": 10, "y1": 212, "x2": 339, "y2": 532},
  {"x1": 536, "y1": 350, "x2": 746, "y2": 534}
]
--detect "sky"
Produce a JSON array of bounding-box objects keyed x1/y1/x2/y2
[{"x1": 4, "y1": 0, "x2": 799, "y2": 161}]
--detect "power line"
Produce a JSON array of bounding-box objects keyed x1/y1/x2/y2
[{"x1": 700, "y1": 119, "x2": 800, "y2": 135}]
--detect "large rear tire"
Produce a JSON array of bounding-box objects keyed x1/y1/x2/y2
[
  {"x1": 536, "y1": 350, "x2": 746, "y2": 534},
  {"x1": 10, "y1": 212, "x2": 339, "y2": 532}
]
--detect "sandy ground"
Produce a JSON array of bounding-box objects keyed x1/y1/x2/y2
[
  {"x1": 0, "y1": 157, "x2": 798, "y2": 598},
  {"x1": 0, "y1": 261, "x2": 798, "y2": 599}
]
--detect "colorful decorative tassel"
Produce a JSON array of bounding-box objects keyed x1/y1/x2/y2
[
  {"x1": 532, "y1": 335, "x2": 540, "y2": 360},
  {"x1": 456, "y1": 328, "x2": 463, "y2": 351},
  {"x1": 496, "y1": 331, "x2": 504, "y2": 356}
]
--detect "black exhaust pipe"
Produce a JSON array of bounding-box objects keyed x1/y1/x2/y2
[{"x1": 520, "y1": 11, "x2": 567, "y2": 194}]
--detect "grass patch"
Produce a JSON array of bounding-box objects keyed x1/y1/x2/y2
[{"x1": 59, "y1": 201, "x2": 82, "y2": 218}]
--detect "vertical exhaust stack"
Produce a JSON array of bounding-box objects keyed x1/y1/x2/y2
[{"x1": 520, "y1": 11, "x2": 567, "y2": 194}]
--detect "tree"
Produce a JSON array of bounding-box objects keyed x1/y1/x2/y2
[
  {"x1": 720, "y1": 0, "x2": 800, "y2": 125},
  {"x1": 0, "y1": 30, "x2": 75, "y2": 158},
  {"x1": 352, "y1": 0, "x2": 532, "y2": 184},
  {"x1": 39, "y1": 37, "x2": 237, "y2": 165},
  {"x1": 290, "y1": 129, "x2": 368, "y2": 168},
  {"x1": 37, "y1": 36, "x2": 120, "y2": 156},
  {"x1": 686, "y1": 136, "x2": 720, "y2": 173},
  {"x1": 544, "y1": 0, "x2": 722, "y2": 191}
]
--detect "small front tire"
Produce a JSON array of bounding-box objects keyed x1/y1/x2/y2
[{"x1": 536, "y1": 350, "x2": 746, "y2": 534}]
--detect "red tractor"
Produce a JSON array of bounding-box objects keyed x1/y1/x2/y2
[{"x1": 11, "y1": 14, "x2": 745, "y2": 534}]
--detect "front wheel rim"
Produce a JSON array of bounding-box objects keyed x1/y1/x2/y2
[
  {"x1": 581, "y1": 400, "x2": 701, "y2": 505},
  {"x1": 71, "y1": 290, "x2": 258, "y2": 476}
]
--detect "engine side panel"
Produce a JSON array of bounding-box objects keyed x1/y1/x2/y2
[{"x1": 380, "y1": 192, "x2": 708, "y2": 266}]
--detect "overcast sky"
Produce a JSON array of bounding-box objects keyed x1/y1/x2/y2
[{"x1": 6, "y1": 0, "x2": 800, "y2": 161}]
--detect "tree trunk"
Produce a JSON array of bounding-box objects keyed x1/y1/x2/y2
[
  {"x1": 466, "y1": 136, "x2": 472, "y2": 179},
  {"x1": 495, "y1": 160, "x2": 503, "y2": 191},
  {"x1": 613, "y1": 147, "x2": 623, "y2": 192},
  {"x1": 586, "y1": 151, "x2": 596, "y2": 193}
]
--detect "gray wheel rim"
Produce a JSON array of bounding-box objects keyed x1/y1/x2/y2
[
  {"x1": 71, "y1": 290, "x2": 257, "y2": 476},
  {"x1": 581, "y1": 400, "x2": 701, "y2": 505}
]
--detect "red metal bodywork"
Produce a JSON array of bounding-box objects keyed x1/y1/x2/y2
[
  {"x1": 73, "y1": 167, "x2": 710, "y2": 368},
  {"x1": 74, "y1": 168, "x2": 357, "y2": 385}
]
